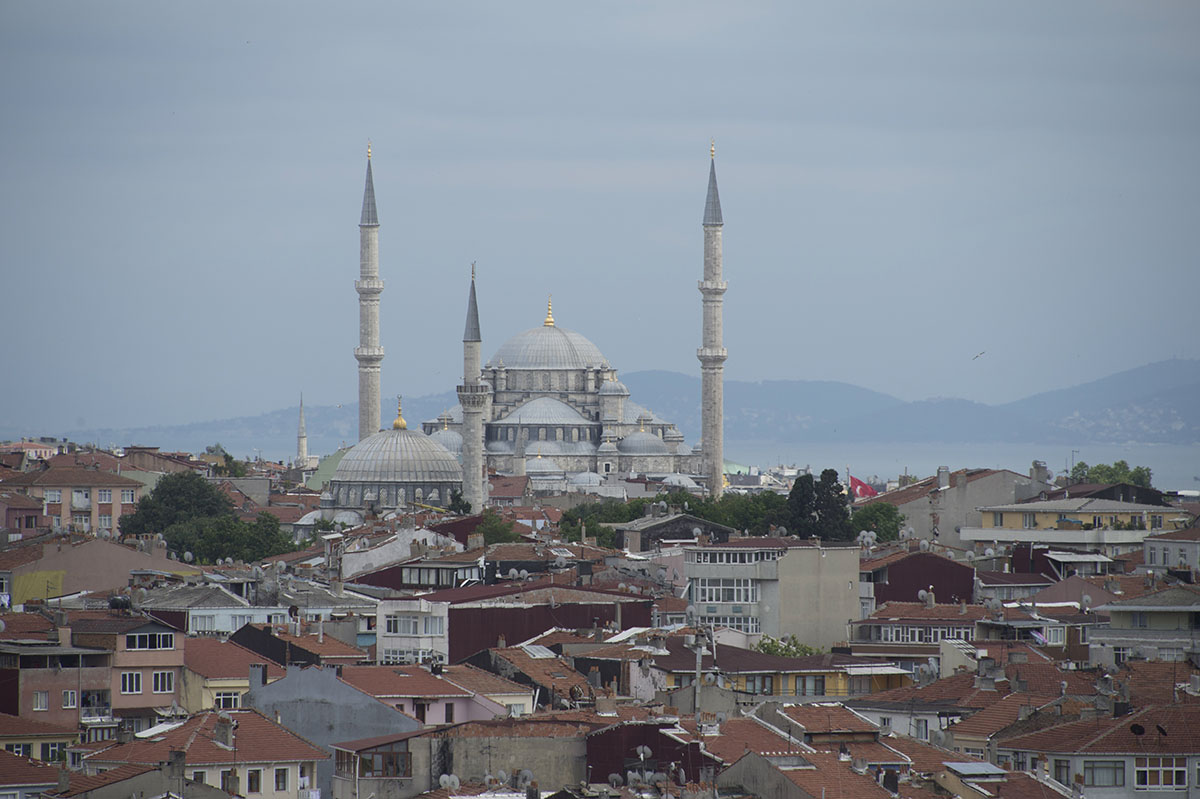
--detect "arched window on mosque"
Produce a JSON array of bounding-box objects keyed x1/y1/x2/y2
[
  {"x1": 428, "y1": 489, "x2": 439, "y2": 504},
  {"x1": 415, "y1": 488, "x2": 423, "y2": 504}
]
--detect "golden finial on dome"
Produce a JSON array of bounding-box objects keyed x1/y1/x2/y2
[
  {"x1": 367, "y1": 140, "x2": 372, "y2": 160},
  {"x1": 391, "y1": 395, "x2": 406, "y2": 430},
  {"x1": 710, "y1": 138, "x2": 715, "y2": 159},
  {"x1": 543, "y1": 295, "x2": 555, "y2": 327}
]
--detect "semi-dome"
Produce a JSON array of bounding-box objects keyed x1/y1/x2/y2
[
  {"x1": 617, "y1": 431, "x2": 672, "y2": 455},
  {"x1": 525, "y1": 454, "x2": 564, "y2": 474},
  {"x1": 428, "y1": 427, "x2": 463, "y2": 455},
  {"x1": 570, "y1": 471, "x2": 604, "y2": 486},
  {"x1": 599, "y1": 378, "x2": 629, "y2": 396},
  {"x1": 489, "y1": 325, "x2": 606, "y2": 371},
  {"x1": 663, "y1": 473, "x2": 699, "y2": 489},
  {"x1": 334, "y1": 428, "x2": 463, "y2": 485},
  {"x1": 494, "y1": 396, "x2": 593, "y2": 426}
]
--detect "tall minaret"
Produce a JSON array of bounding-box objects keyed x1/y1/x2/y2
[
  {"x1": 698, "y1": 141, "x2": 727, "y2": 498},
  {"x1": 297, "y1": 393, "x2": 309, "y2": 465},
  {"x1": 355, "y1": 144, "x2": 384, "y2": 440},
  {"x1": 457, "y1": 265, "x2": 488, "y2": 512}
]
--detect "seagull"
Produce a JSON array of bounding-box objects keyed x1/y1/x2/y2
[{"x1": 972, "y1": 351, "x2": 986, "y2": 360}]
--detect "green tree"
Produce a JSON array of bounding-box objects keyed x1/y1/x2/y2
[
  {"x1": 850, "y1": 502, "x2": 906, "y2": 542},
  {"x1": 1070, "y1": 461, "x2": 1090, "y2": 483},
  {"x1": 753, "y1": 634, "x2": 824, "y2": 657},
  {"x1": 786, "y1": 473, "x2": 816, "y2": 537},
  {"x1": 447, "y1": 489, "x2": 471, "y2": 515},
  {"x1": 121, "y1": 471, "x2": 233, "y2": 538},
  {"x1": 476, "y1": 507, "x2": 520, "y2": 545},
  {"x1": 1074, "y1": 460, "x2": 1153, "y2": 488},
  {"x1": 813, "y1": 468, "x2": 852, "y2": 540}
]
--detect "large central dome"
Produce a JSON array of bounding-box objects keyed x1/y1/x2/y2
[
  {"x1": 488, "y1": 325, "x2": 607, "y2": 370},
  {"x1": 333, "y1": 428, "x2": 463, "y2": 485}
]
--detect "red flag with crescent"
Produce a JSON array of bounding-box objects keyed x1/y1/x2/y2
[{"x1": 850, "y1": 475, "x2": 878, "y2": 498}]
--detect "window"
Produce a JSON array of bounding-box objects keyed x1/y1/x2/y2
[
  {"x1": 695, "y1": 578, "x2": 759, "y2": 604},
  {"x1": 445, "y1": 702, "x2": 455, "y2": 723},
  {"x1": 121, "y1": 489, "x2": 135, "y2": 504},
  {"x1": 41, "y1": 742, "x2": 64, "y2": 761},
  {"x1": 1054, "y1": 759, "x2": 1071, "y2": 785},
  {"x1": 72, "y1": 489, "x2": 90, "y2": 504},
  {"x1": 1084, "y1": 760, "x2": 1125, "y2": 787},
  {"x1": 4, "y1": 743, "x2": 31, "y2": 757},
  {"x1": 97, "y1": 514, "x2": 112, "y2": 529},
  {"x1": 44, "y1": 489, "x2": 61, "y2": 503},
  {"x1": 913, "y1": 718, "x2": 929, "y2": 740},
  {"x1": 1045, "y1": 627, "x2": 1065, "y2": 645},
  {"x1": 386, "y1": 615, "x2": 418, "y2": 635},
  {"x1": 796, "y1": 675, "x2": 825, "y2": 696},
  {"x1": 1152, "y1": 515, "x2": 1165, "y2": 530},
  {"x1": 97, "y1": 489, "x2": 112, "y2": 503},
  {"x1": 1114, "y1": 647, "x2": 1130, "y2": 665},
  {"x1": 214, "y1": 691, "x2": 240, "y2": 709},
  {"x1": 1023, "y1": 513, "x2": 1036, "y2": 529},
  {"x1": 1149, "y1": 547, "x2": 1157, "y2": 565},
  {"x1": 126, "y1": 633, "x2": 174, "y2": 650},
  {"x1": 153, "y1": 671, "x2": 174, "y2": 694},
  {"x1": 423, "y1": 616, "x2": 444, "y2": 636},
  {"x1": 192, "y1": 615, "x2": 215, "y2": 632},
  {"x1": 1136, "y1": 757, "x2": 1186, "y2": 790},
  {"x1": 33, "y1": 690, "x2": 48, "y2": 711},
  {"x1": 992, "y1": 512, "x2": 1003, "y2": 526},
  {"x1": 62, "y1": 690, "x2": 77, "y2": 708},
  {"x1": 121, "y1": 672, "x2": 142, "y2": 694},
  {"x1": 275, "y1": 769, "x2": 288, "y2": 792},
  {"x1": 878, "y1": 716, "x2": 892, "y2": 732},
  {"x1": 220, "y1": 770, "x2": 235, "y2": 793},
  {"x1": 1131, "y1": 612, "x2": 1149, "y2": 629},
  {"x1": 247, "y1": 769, "x2": 261, "y2": 793},
  {"x1": 72, "y1": 513, "x2": 90, "y2": 530}
]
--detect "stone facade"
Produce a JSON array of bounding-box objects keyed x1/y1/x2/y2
[{"x1": 355, "y1": 153, "x2": 384, "y2": 441}]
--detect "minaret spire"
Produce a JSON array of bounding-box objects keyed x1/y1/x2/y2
[
  {"x1": 296, "y1": 393, "x2": 309, "y2": 466},
  {"x1": 354, "y1": 147, "x2": 385, "y2": 440},
  {"x1": 458, "y1": 266, "x2": 488, "y2": 513},
  {"x1": 698, "y1": 143, "x2": 727, "y2": 498}
]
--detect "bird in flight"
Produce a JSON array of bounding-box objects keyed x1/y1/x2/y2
[{"x1": 972, "y1": 351, "x2": 986, "y2": 360}]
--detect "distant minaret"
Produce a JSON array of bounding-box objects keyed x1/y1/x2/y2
[
  {"x1": 297, "y1": 393, "x2": 308, "y2": 465},
  {"x1": 457, "y1": 265, "x2": 488, "y2": 512},
  {"x1": 355, "y1": 144, "x2": 384, "y2": 440},
  {"x1": 698, "y1": 141, "x2": 727, "y2": 498}
]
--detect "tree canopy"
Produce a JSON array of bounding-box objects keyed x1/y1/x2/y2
[
  {"x1": 850, "y1": 502, "x2": 906, "y2": 542},
  {"x1": 783, "y1": 469, "x2": 852, "y2": 540},
  {"x1": 477, "y1": 507, "x2": 521, "y2": 545},
  {"x1": 753, "y1": 634, "x2": 824, "y2": 657},
  {"x1": 1069, "y1": 460, "x2": 1153, "y2": 488},
  {"x1": 121, "y1": 471, "x2": 233, "y2": 538}
]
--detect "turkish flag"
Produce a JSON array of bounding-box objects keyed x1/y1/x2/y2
[{"x1": 849, "y1": 475, "x2": 878, "y2": 498}]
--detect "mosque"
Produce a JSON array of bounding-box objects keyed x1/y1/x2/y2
[{"x1": 314, "y1": 145, "x2": 728, "y2": 516}]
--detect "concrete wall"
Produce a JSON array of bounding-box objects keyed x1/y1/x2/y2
[
  {"x1": 243, "y1": 665, "x2": 419, "y2": 798},
  {"x1": 777, "y1": 545, "x2": 860, "y2": 649}
]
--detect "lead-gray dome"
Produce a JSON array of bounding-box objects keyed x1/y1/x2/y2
[
  {"x1": 333, "y1": 428, "x2": 463, "y2": 484},
  {"x1": 494, "y1": 397, "x2": 594, "y2": 426},
  {"x1": 489, "y1": 325, "x2": 607, "y2": 370},
  {"x1": 428, "y1": 427, "x2": 463, "y2": 455},
  {"x1": 617, "y1": 431, "x2": 671, "y2": 455},
  {"x1": 599, "y1": 378, "x2": 629, "y2": 396}
]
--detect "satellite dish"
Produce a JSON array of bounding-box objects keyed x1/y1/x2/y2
[
  {"x1": 0, "y1": 620, "x2": 7, "y2": 633},
  {"x1": 508, "y1": 568, "x2": 519, "y2": 579},
  {"x1": 184, "y1": 551, "x2": 194, "y2": 563},
  {"x1": 637, "y1": 745, "x2": 653, "y2": 759},
  {"x1": 918, "y1": 590, "x2": 928, "y2": 601},
  {"x1": 497, "y1": 770, "x2": 508, "y2": 784},
  {"x1": 155, "y1": 532, "x2": 164, "y2": 541},
  {"x1": 554, "y1": 556, "x2": 567, "y2": 569},
  {"x1": 1082, "y1": 594, "x2": 1093, "y2": 611},
  {"x1": 919, "y1": 539, "x2": 930, "y2": 551},
  {"x1": 704, "y1": 672, "x2": 716, "y2": 684},
  {"x1": 608, "y1": 774, "x2": 624, "y2": 789},
  {"x1": 945, "y1": 551, "x2": 955, "y2": 559},
  {"x1": 618, "y1": 583, "x2": 627, "y2": 591},
  {"x1": 692, "y1": 527, "x2": 701, "y2": 537},
  {"x1": 716, "y1": 711, "x2": 727, "y2": 723},
  {"x1": 965, "y1": 551, "x2": 975, "y2": 562},
  {"x1": 449, "y1": 776, "x2": 460, "y2": 790},
  {"x1": 518, "y1": 769, "x2": 534, "y2": 788},
  {"x1": 275, "y1": 560, "x2": 286, "y2": 572},
  {"x1": 985, "y1": 547, "x2": 995, "y2": 557},
  {"x1": 519, "y1": 569, "x2": 529, "y2": 580},
  {"x1": 439, "y1": 776, "x2": 450, "y2": 789}
]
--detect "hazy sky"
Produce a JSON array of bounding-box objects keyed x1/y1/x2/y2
[{"x1": 2, "y1": 2, "x2": 1197, "y2": 433}]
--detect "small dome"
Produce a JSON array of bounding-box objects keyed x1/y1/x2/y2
[
  {"x1": 526, "y1": 455, "x2": 564, "y2": 474},
  {"x1": 599, "y1": 378, "x2": 629, "y2": 396},
  {"x1": 622, "y1": 401, "x2": 665, "y2": 425},
  {"x1": 333, "y1": 428, "x2": 463, "y2": 485},
  {"x1": 488, "y1": 325, "x2": 607, "y2": 370},
  {"x1": 617, "y1": 431, "x2": 671, "y2": 455},
  {"x1": 663, "y1": 473, "x2": 698, "y2": 489},
  {"x1": 691, "y1": 442, "x2": 704, "y2": 453},
  {"x1": 331, "y1": 510, "x2": 364, "y2": 527},
  {"x1": 598, "y1": 440, "x2": 619, "y2": 454},
  {"x1": 428, "y1": 428, "x2": 463, "y2": 455},
  {"x1": 570, "y1": 471, "x2": 604, "y2": 486}
]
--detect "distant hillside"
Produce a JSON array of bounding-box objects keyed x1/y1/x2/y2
[{"x1": 25, "y1": 359, "x2": 1200, "y2": 460}]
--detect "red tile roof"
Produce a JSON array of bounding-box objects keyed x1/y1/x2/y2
[
  {"x1": 53, "y1": 763, "x2": 156, "y2": 797},
  {"x1": 251, "y1": 624, "x2": 367, "y2": 662},
  {"x1": 782, "y1": 750, "x2": 894, "y2": 799},
  {"x1": 883, "y1": 733, "x2": 984, "y2": 773},
  {"x1": 947, "y1": 693, "x2": 1056, "y2": 738},
  {"x1": 83, "y1": 709, "x2": 324, "y2": 766},
  {"x1": 339, "y1": 665, "x2": 471, "y2": 699},
  {"x1": 441, "y1": 664, "x2": 530, "y2": 696},
  {"x1": 0, "y1": 467, "x2": 141, "y2": 488},
  {"x1": 492, "y1": 647, "x2": 603, "y2": 701},
  {"x1": 0, "y1": 712, "x2": 76, "y2": 738},
  {"x1": 183, "y1": 637, "x2": 286, "y2": 680},
  {"x1": 0, "y1": 612, "x2": 54, "y2": 640},
  {"x1": 855, "y1": 672, "x2": 1004, "y2": 709},
  {"x1": 0, "y1": 747, "x2": 59, "y2": 787},
  {"x1": 779, "y1": 703, "x2": 879, "y2": 734},
  {"x1": 674, "y1": 717, "x2": 795, "y2": 764},
  {"x1": 1001, "y1": 704, "x2": 1200, "y2": 755}
]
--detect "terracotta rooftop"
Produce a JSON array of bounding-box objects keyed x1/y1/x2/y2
[
  {"x1": 857, "y1": 601, "x2": 1025, "y2": 624},
  {"x1": 339, "y1": 665, "x2": 471, "y2": 699},
  {"x1": 82, "y1": 709, "x2": 324, "y2": 766},
  {"x1": 859, "y1": 469, "x2": 1009, "y2": 509},
  {"x1": 441, "y1": 663, "x2": 530, "y2": 696},
  {"x1": 1115, "y1": 660, "x2": 1200, "y2": 706},
  {"x1": 0, "y1": 711, "x2": 77, "y2": 737},
  {"x1": 883, "y1": 733, "x2": 985, "y2": 773},
  {"x1": 947, "y1": 693, "x2": 1056, "y2": 739},
  {"x1": 782, "y1": 750, "x2": 894, "y2": 799},
  {"x1": 1146, "y1": 524, "x2": 1200, "y2": 542},
  {"x1": 850, "y1": 672, "x2": 1005, "y2": 711},
  {"x1": 0, "y1": 747, "x2": 59, "y2": 787},
  {"x1": 0, "y1": 612, "x2": 54, "y2": 641},
  {"x1": 251, "y1": 624, "x2": 367, "y2": 662},
  {"x1": 0, "y1": 467, "x2": 142, "y2": 488},
  {"x1": 52, "y1": 763, "x2": 156, "y2": 797},
  {"x1": 779, "y1": 702, "x2": 880, "y2": 734},
  {"x1": 1001, "y1": 704, "x2": 1200, "y2": 755},
  {"x1": 492, "y1": 646, "x2": 602, "y2": 701},
  {"x1": 443, "y1": 717, "x2": 599, "y2": 739},
  {"x1": 676, "y1": 717, "x2": 794, "y2": 764},
  {"x1": 183, "y1": 637, "x2": 286, "y2": 680}
]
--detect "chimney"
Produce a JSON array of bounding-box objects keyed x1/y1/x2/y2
[
  {"x1": 214, "y1": 713, "x2": 235, "y2": 747},
  {"x1": 937, "y1": 466, "x2": 950, "y2": 490},
  {"x1": 318, "y1": 618, "x2": 324, "y2": 644},
  {"x1": 57, "y1": 769, "x2": 70, "y2": 793},
  {"x1": 249, "y1": 663, "x2": 268, "y2": 687},
  {"x1": 166, "y1": 749, "x2": 186, "y2": 781},
  {"x1": 497, "y1": 634, "x2": 506, "y2": 649},
  {"x1": 959, "y1": 600, "x2": 967, "y2": 615},
  {"x1": 117, "y1": 727, "x2": 134, "y2": 744},
  {"x1": 526, "y1": 781, "x2": 540, "y2": 799},
  {"x1": 925, "y1": 590, "x2": 935, "y2": 609}
]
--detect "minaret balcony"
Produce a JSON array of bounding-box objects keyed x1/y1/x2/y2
[
  {"x1": 354, "y1": 346, "x2": 384, "y2": 364},
  {"x1": 697, "y1": 280, "x2": 727, "y2": 295},
  {"x1": 697, "y1": 347, "x2": 727, "y2": 365},
  {"x1": 355, "y1": 279, "x2": 384, "y2": 295}
]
